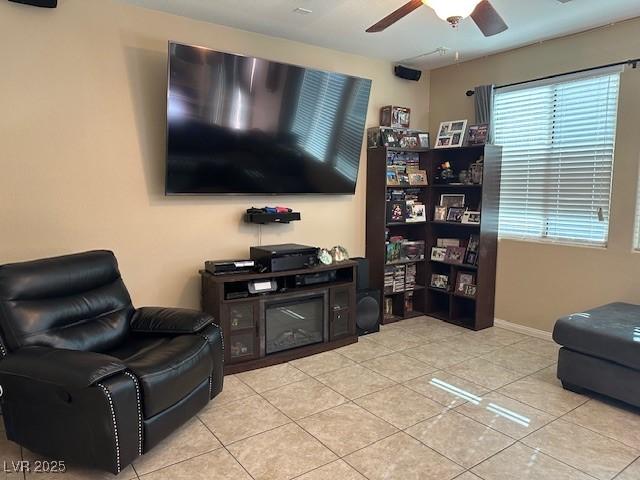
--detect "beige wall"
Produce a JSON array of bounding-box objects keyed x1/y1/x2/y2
[
  {"x1": 0, "y1": 0, "x2": 429, "y2": 308},
  {"x1": 429, "y1": 18, "x2": 640, "y2": 331}
]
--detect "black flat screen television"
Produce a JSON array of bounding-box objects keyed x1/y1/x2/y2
[{"x1": 165, "y1": 42, "x2": 373, "y2": 195}]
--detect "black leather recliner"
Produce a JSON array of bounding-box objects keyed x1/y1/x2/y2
[{"x1": 0, "y1": 250, "x2": 223, "y2": 474}]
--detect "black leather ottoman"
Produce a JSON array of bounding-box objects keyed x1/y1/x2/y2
[{"x1": 553, "y1": 302, "x2": 640, "y2": 407}]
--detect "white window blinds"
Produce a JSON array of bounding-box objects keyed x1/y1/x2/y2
[{"x1": 493, "y1": 69, "x2": 621, "y2": 246}]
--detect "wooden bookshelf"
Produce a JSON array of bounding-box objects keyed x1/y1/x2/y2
[{"x1": 365, "y1": 144, "x2": 502, "y2": 330}]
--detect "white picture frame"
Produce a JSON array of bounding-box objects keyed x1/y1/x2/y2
[
  {"x1": 461, "y1": 211, "x2": 481, "y2": 224},
  {"x1": 435, "y1": 120, "x2": 468, "y2": 149}
]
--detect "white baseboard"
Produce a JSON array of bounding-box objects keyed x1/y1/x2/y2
[{"x1": 494, "y1": 318, "x2": 553, "y2": 341}]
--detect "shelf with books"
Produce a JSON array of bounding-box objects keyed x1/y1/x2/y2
[
  {"x1": 367, "y1": 143, "x2": 501, "y2": 329},
  {"x1": 385, "y1": 259, "x2": 422, "y2": 266},
  {"x1": 385, "y1": 285, "x2": 426, "y2": 295}
]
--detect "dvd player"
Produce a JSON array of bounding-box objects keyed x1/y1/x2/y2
[
  {"x1": 205, "y1": 259, "x2": 255, "y2": 275},
  {"x1": 250, "y1": 244, "x2": 318, "y2": 272}
]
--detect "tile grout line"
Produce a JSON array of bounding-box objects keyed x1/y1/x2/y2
[
  {"x1": 197, "y1": 414, "x2": 258, "y2": 480},
  {"x1": 612, "y1": 453, "x2": 640, "y2": 479},
  {"x1": 512, "y1": 399, "x2": 610, "y2": 479},
  {"x1": 210, "y1": 323, "x2": 564, "y2": 480}
]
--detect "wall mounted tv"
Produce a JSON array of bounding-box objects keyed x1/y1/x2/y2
[{"x1": 166, "y1": 42, "x2": 373, "y2": 195}]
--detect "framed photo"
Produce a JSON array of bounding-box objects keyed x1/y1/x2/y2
[
  {"x1": 444, "y1": 246, "x2": 466, "y2": 264},
  {"x1": 435, "y1": 120, "x2": 468, "y2": 149},
  {"x1": 397, "y1": 170, "x2": 410, "y2": 186},
  {"x1": 399, "y1": 135, "x2": 419, "y2": 149},
  {"x1": 384, "y1": 297, "x2": 394, "y2": 315},
  {"x1": 440, "y1": 194, "x2": 465, "y2": 208},
  {"x1": 381, "y1": 127, "x2": 400, "y2": 147},
  {"x1": 386, "y1": 167, "x2": 399, "y2": 186},
  {"x1": 467, "y1": 123, "x2": 489, "y2": 145},
  {"x1": 408, "y1": 170, "x2": 428, "y2": 186},
  {"x1": 434, "y1": 206, "x2": 447, "y2": 221},
  {"x1": 380, "y1": 105, "x2": 411, "y2": 129},
  {"x1": 456, "y1": 272, "x2": 476, "y2": 294},
  {"x1": 430, "y1": 247, "x2": 447, "y2": 262},
  {"x1": 465, "y1": 251, "x2": 478, "y2": 266},
  {"x1": 403, "y1": 241, "x2": 426, "y2": 260},
  {"x1": 467, "y1": 234, "x2": 480, "y2": 253},
  {"x1": 463, "y1": 284, "x2": 477, "y2": 298},
  {"x1": 418, "y1": 133, "x2": 430, "y2": 148},
  {"x1": 461, "y1": 211, "x2": 481, "y2": 224},
  {"x1": 386, "y1": 201, "x2": 406, "y2": 223},
  {"x1": 446, "y1": 207, "x2": 466, "y2": 223},
  {"x1": 430, "y1": 274, "x2": 449, "y2": 290},
  {"x1": 406, "y1": 203, "x2": 427, "y2": 223},
  {"x1": 436, "y1": 137, "x2": 451, "y2": 148}
]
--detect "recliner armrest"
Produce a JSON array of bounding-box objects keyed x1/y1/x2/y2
[
  {"x1": 0, "y1": 346, "x2": 126, "y2": 390},
  {"x1": 130, "y1": 307, "x2": 214, "y2": 335}
]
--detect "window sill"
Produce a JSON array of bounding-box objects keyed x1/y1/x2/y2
[{"x1": 498, "y1": 236, "x2": 607, "y2": 250}]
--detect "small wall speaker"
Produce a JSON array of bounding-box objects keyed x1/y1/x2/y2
[
  {"x1": 394, "y1": 65, "x2": 422, "y2": 82},
  {"x1": 8, "y1": 0, "x2": 57, "y2": 7},
  {"x1": 356, "y1": 289, "x2": 381, "y2": 336}
]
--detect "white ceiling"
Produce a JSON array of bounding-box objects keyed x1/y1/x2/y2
[{"x1": 120, "y1": 0, "x2": 640, "y2": 69}]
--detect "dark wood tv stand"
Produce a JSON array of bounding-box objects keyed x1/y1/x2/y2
[{"x1": 200, "y1": 261, "x2": 357, "y2": 375}]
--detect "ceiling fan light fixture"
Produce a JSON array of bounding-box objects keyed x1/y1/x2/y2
[{"x1": 423, "y1": 0, "x2": 482, "y2": 23}]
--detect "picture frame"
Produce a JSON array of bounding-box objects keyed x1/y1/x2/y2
[
  {"x1": 467, "y1": 234, "x2": 480, "y2": 253},
  {"x1": 386, "y1": 201, "x2": 406, "y2": 223},
  {"x1": 418, "y1": 133, "x2": 430, "y2": 148},
  {"x1": 399, "y1": 135, "x2": 419, "y2": 149},
  {"x1": 386, "y1": 167, "x2": 399, "y2": 186},
  {"x1": 434, "y1": 206, "x2": 447, "y2": 221},
  {"x1": 408, "y1": 170, "x2": 428, "y2": 186},
  {"x1": 466, "y1": 123, "x2": 489, "y2": 145},
  {"x1": 444, "y1": 246, "x2": 466, "y2": 264},
  {"x1": 446, "y1": 207, "x2": 466, "y2": 223},
  {"x1": 397, "y1": 170, "x2": 410, "y2": 186},
  {"x1": 381, "y1": 127, "x2": 400, "y2": 148},
  {"x1": 430, "y1": 274, "x2": 449, "y2": 290},
  {"x1": 463, "y1": 284, "x2": 477, "y2": 298},
  {"x1": 465, "y1": 251, "x2": 478, "y2": 266},
  {"x1": 440, "y1": 194, "x2": 465, "y2": 208},
  {"x1": 406, "y1": 203, "x2": 427, "y2": 223},
  {"x1": 461, "y1": 211, "x2": 481, "y2": 224},
  {"x1": 456, "y1": 272, "x2": 476, "y2": 294},
  {"x1": 435, "y1": 119, "x2": 468, "y2": 149},
  {"x1": 380, "y1": 105, "x2": 411, "y2": 129},
  {"x1": 430, "y1": 247, "x2": 447, "y2": 262}
]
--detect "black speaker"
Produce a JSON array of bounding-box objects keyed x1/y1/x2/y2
[
  {"x1": 9, "y1": 0, "x2": 57, "y2": 7},
  {"x1": 356, "y1": 289, "x2": 381, "y2": 336},
  {"x1": 353, "y1": 257, "x2": 370, "y2": 291},
  {"x1": 394, "y1": 65, "x2": 422, "y2": 82}
]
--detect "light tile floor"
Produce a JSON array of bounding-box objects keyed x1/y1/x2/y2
[{"x1": 2, "y1": 316, "x2": 640, "y2": 479}]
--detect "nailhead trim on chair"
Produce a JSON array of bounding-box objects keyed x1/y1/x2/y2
[
  {"x1": 123, "y1": 371, "x2": 143, "y2": 456},
  {"x1": 208, "y1": 376, "x2": 213, "y2": 398},
  {"x1": 96, "y1": 383, "x2": 121, "y2": 474},
  {"x1": 201, "y1": 322, "x2": 224, "y2": 364}
]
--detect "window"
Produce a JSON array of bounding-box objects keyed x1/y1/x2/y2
[{"x1": 493, "y1": 69, "x2": 621, "y2": 246}]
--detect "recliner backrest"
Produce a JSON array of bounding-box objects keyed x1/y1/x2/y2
[{"x1": 0, "y1": 250, "x2": 134, "y2": 353}]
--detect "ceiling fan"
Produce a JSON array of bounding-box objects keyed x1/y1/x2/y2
[{"x1": 366, "y1": 0, "x2": 508, "y2": 37}]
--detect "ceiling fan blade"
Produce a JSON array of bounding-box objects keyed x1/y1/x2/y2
[
  {"x1": 366, "y1": 0, "x2": 424, "y2": 33},
  {"x1": 471, "y1": 0, "x2": 508, "y2": 37}
]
